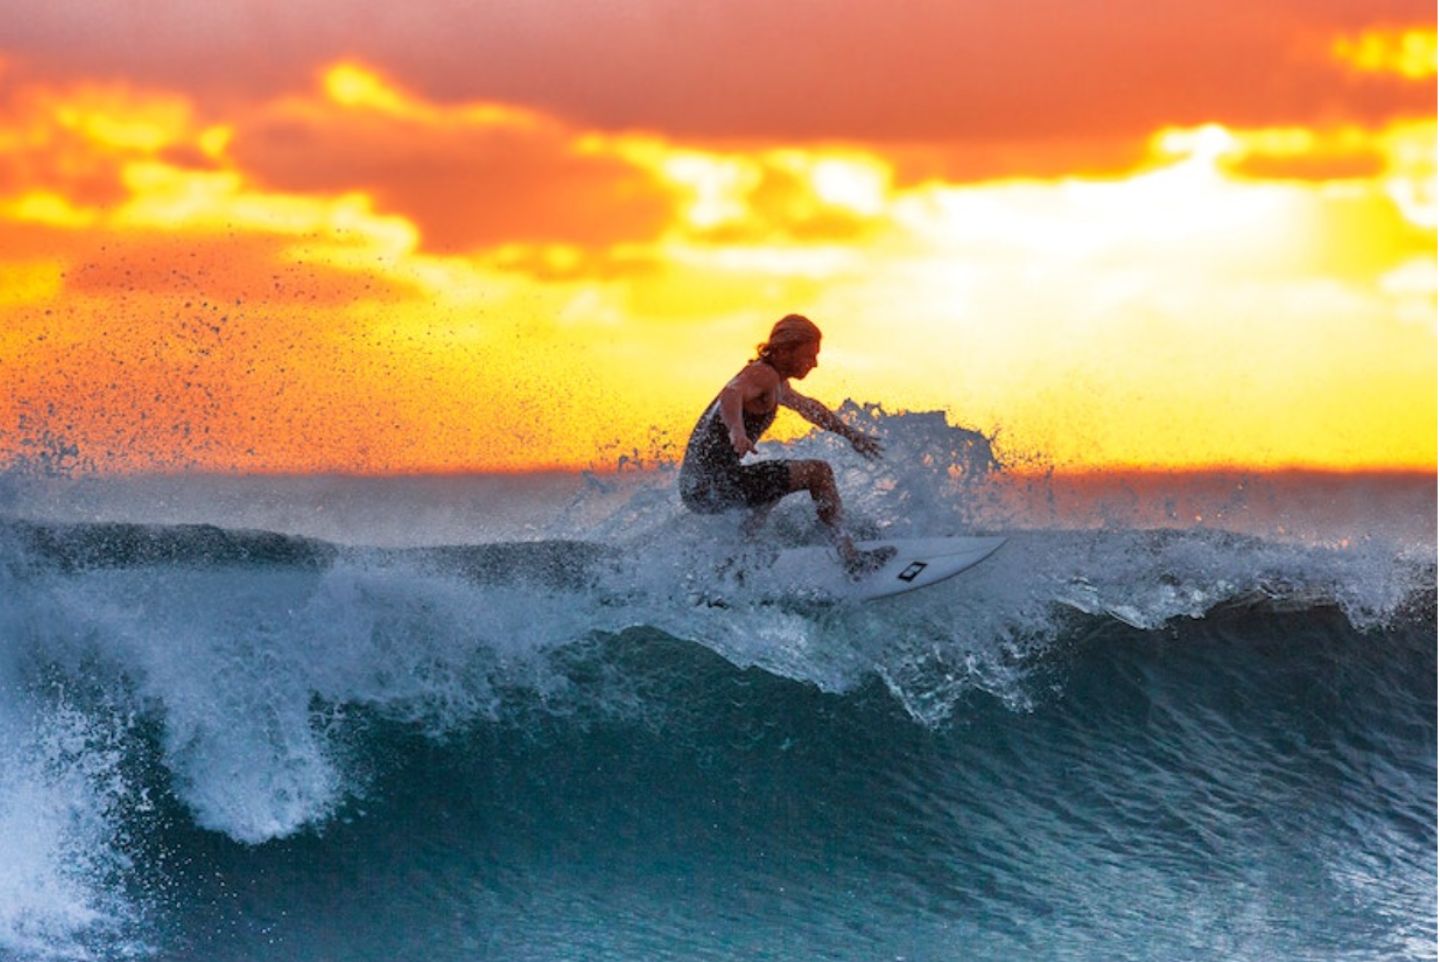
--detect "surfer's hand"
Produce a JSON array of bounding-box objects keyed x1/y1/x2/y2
[
  {"x1": 850, "y1": 433, "x2": 883, "y2": 461},
  {"x1": 730, "y1": 431, "x2": 757, "y2": 458}
]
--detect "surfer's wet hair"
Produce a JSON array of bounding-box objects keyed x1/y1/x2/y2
[{"x1": 755, "y1": 314, "x2": 822, "y2": 362}]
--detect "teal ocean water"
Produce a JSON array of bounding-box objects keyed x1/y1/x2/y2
[{"x1": 0, "y1": 411, "x2": 1433, "y2": 961}]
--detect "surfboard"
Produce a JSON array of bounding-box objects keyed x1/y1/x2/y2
[{"x1": 764, "y1": 535, "x2": 1006, "y2": 602}]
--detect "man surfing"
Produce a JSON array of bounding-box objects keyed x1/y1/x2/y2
[{"x1": 678, "y1": 314, "x2": 894, "y2": 576}]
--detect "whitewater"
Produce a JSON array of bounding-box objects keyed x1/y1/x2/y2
[{"x1": 0, "y1": 408, "x2": 1433, "y2": 961}]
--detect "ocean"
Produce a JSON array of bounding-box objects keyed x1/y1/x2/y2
[{"x1": 0, "y1": 410, "x2": 1433, "y2": 961}]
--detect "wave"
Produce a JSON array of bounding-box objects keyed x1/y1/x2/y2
[
  {"x1": 0, "y1": 568, "x2": 1431, "y2": 959},
  {"x1": 0, "y1": 406, "x2": 1433, "y2": 960}
]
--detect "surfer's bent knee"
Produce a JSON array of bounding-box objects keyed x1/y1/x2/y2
[
  {"x1": 788, "y1": 459, "x2": 834, "y2": 492},
  {"x1": 788, "y1": 461, "x2": 842, "y2": 522}
]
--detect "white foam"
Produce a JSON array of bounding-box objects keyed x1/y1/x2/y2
[{"x1": 0, "y1": 692, "x2": 142, "y2": 960}]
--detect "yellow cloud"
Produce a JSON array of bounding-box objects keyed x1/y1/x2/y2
[
  {"x1": 0, "y1": 190, "x2": 99, "y2": 227},
  {"x1": 323, "y1": 62, "x2": 413, "y2": 114},
  {"x1": 321, "y1": 61, "x2": 542, "y2": 130},
  {"x1": 1332, "y1": 26, "x2": 1437, "y2": 80},
  {"x1": 51, "y1": 87, "x2": 193, "y2": 152},
  {"x1": 116, "y1": 160, "x2": 420, "y2": 255}
]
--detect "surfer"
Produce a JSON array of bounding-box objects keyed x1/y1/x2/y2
[{"x1": 678, "y1": 314, "x2": 894, "y2": 576}]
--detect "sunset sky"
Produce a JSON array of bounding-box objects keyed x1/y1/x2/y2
[{"x1": 0, "y1": 0, "x2": 1434, "y2": 473}]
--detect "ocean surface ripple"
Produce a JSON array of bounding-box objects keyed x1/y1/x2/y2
[{"x1": 0, "y1": 410, "x2": 1433, "y2": 961}]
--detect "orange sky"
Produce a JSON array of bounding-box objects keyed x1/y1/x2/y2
[{"x1": 0, "y1": 2, "x2": 1434, "y2": 473}]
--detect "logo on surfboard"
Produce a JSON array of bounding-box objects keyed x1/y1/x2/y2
[{"x1": 897, "y1": 561, "x2": 927, "y2": 582}]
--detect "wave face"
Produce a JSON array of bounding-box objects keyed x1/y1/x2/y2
[{"x1": 0, "y1": 410, "x2": 1434, "y2": 961}]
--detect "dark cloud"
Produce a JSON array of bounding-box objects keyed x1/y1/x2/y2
[
  {"x1": 228, "y1": 105, "x2": 678, "y2": 252},
  {"x1": 2, "y1": 0, "x2": 1432, "y2": 144},
  {"x1": 1226, "y1": 149, "x2": 1386, "y2": 181}
]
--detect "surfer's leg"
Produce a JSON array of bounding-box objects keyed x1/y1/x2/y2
[
  {"x1": 787, "y1": 460, "x2": 860, "y2": 560},
  {"x1": 734, "y1": 462, "x2": 796, "y2": 539},
  {"x1": 785, "y1": 460, "x2": 893, "y2": 577},
  {"x1": 787, "y1": 460, "x2": 840, "y2": 521}
]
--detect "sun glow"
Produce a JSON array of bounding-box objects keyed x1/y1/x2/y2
[
  {"x1": 655, "y1": 151, "x2": 759, "y2": 229},
  {"x1": 808, "y1": 157, "x2": 890, "y2": 215},
  {"x1": 0, "y1": 55, "x2": 1432, "y2": 473}
]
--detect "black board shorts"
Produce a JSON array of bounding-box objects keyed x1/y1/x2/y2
[{"x1": 680, "y1": 460, "x2": 794, "y2": 514}]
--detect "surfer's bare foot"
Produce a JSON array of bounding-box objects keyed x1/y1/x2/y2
[{"x1": 844, "y1": 545, "x2": 897, "y2": 580}]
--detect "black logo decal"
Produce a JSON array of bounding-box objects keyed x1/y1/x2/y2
[{"x1": 897, "y1": 561, "x2": 927, "y2": 582}]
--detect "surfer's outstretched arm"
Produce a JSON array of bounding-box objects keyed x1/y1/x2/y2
[{"x1": 779, "y1": 385, "x2": 884, "y2": 460}]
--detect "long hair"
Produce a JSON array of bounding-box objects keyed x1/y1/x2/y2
[{"x1": 754, "y1": 314, "x2": 822, "y2": 362}]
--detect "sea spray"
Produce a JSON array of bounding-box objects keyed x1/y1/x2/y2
[{"x1": 0, "y1": 407, "x2": 1432, "y2": 961}]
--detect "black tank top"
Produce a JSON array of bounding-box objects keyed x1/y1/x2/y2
[{"x1": 680, "y1": 394, "x2": 778, "y2": 479}]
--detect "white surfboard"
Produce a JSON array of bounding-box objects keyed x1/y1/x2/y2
[{"x1": 764, "y1": 535, "x2": 1006, "y2": 602}]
